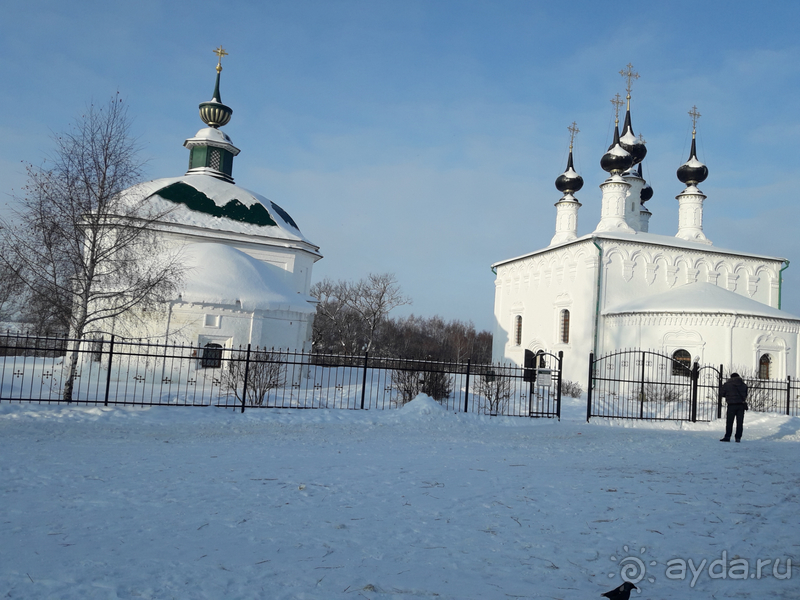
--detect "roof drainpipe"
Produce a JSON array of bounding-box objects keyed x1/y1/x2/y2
[
  {"x1": 591, "y1": 237, "x2": 603, "y2": 359},
  {"x1": 779, "y1": 260, "x2": 790, "y2": 310}
]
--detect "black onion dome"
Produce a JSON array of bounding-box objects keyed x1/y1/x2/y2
[
  {"x1": 555, "y1": 149, "x2": 584, "y2": 194},
  {"x1": 601, "y1": 126, "x2": 634, "y2": 175},
  {"x1": 637, "y1": 163, "x2": 653, "y2": 202},
  {"x1": 640, "y1": 182, "x2": 654, "y2": 202},
  {"x1": 677, "y1": 136, "x2": 708, "y2": 186},
  {"x1": 618, "y1": 109, "x2": 647, "y2": 165}
]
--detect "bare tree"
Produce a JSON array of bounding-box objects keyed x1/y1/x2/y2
[
  {"x1": 371, "y1": 314, "x2": 492, "y2": 363},
  {"x1": 311, "y1": 273, "x2": 410, "y2": 354},
  {"x1": 0, "y1": 94, "x2": 183, "y2": 400},
  {"x1": 0, "y1": 240, "x2": 24, "y2": 323},
  {"x1": 310, "y1": 277, "x2": 367, "y2": 354},
  {"x1": 348, "y1": 273, "x2": 411, "y2": 353}
]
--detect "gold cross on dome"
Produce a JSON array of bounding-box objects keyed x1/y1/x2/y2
[
  {"x1": 619, "y1": 63, "x2": 640, "y2": 98},
  {"x1": 213, "y1": 45, "x2": 228, "y2": 73},
  {"x1": 568, "y1": 121, "x2": 580, "y2": 150},
  {"x1": 611, "y1": 93, "x2": 624, "y2": 123},
  {"x1": 688, "y1": 105, "x2": 701, "y2": 133}
]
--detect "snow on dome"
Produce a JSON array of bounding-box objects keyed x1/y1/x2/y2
[
  {"x1": 122, "y1": 174, "x2": 315, "y2": 246},
  {"x1": 604, "y1": 282, "x2": 800, "y2": 320},
  {"x1": 607, "y1": 144, "x2": 630, "y2": 158},
  {"x1": 189, "y1": 127, "x2": 234, "y2": 145},
  {"x1": 619, "y1": 130, "x2": 637, "y2": 145},
  {"x1": 179, "y1": 242, "x2": 316, "y2": 313},
  {"x1": 684, "y1": 157, "x2": 706, "y2": 168}
]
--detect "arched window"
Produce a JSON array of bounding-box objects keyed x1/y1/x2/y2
[
  {"x1": 560, "y1": 309, "x2": 570, "y2": 344},
  {"x1": 201, "y1": 343, "x2": 223, "y2": 369},
  {"x1": 672, "y1": 349, "x2": 691, "y2": 377},
  {"x1": 759, "y1": 354, "x2": 771, "y2": 379},
  {"x1": 514, "y1": 316, "x2": 522, "y2": 346}
]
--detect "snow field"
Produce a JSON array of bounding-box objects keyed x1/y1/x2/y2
[{"x1": 1, "y1": 396, "x2": 798, "y2": 599}]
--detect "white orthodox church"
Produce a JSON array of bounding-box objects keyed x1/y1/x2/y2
[
  {"x1": 116, "y1": 51, "x2": 321, "y2": 354},
  {"x1": 491, "y1": 73, "x2": 800, "y2": 384}
]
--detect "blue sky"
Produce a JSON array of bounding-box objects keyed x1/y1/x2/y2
[{"x1": 3, "y1": 0, "x2": 800, "y2": 332}]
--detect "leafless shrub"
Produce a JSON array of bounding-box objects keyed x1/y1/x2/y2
[
  {"x1": 561, "y1": 380, "x2": 583, "y2": 398},
  {"x1": 391, "y1": 368, "x2": 422, "y2": 406},
  {"x1": 222, "y1": 349, "x2": 286, "y2": 406},
  {"x1": 638, "y1": 380, "x2": 689, "y2": 403},
  {"x1": 420, "y1": 369, "x2": 452, "y2": 401},
  {"x1": 475, "y1": 370, "x2": 512, "y2": 415}
]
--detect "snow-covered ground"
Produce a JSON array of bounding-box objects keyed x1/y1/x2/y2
[{"x1": 1, "y1": 396, "x2": 797, "y2": 599}]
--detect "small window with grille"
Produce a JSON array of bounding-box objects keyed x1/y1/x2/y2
[
  {"x1": 201, "y1": 343, "x2": 223, "y2": 369},
  {"x1": 560, "y1": 309, "x2": 570, "y2": 344},
  {"x1": 759, "y1": 354, "x2": 771, "y2": 379},
  {"x1": 672, "y1": 349, "x2": 691, "y2": 377},
  {"x1": 514, "y1": 315, "x2": 522, "y2": 346}
]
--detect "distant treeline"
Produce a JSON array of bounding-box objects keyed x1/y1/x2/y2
[{"x1": 311, "y1": 273, "x2": 492, "y2": 363}]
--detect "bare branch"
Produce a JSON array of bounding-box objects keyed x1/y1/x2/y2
[{"x1": 0, "y1": 94, "x2": 183, "y2": 399}]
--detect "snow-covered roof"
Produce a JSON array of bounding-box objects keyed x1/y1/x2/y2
[
  {"x1": 492, "y1": 230, "x2": 787, "y2": 268},
  {"x1": 179, "y1": 242, "x2": 316, "y2": 313},
  {"x1": 604, "y1": 282, "x2": 800, "y2": 321},
  {"x1": 186, "y1": 127, "x2": 235, "y2": 146},
  {"x1": 123, "y1": 174, "x2": 317, "y2": 249}
]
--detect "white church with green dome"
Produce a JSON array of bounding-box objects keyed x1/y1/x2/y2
[
  {"x1": 117, "y1": 49, "x2": 321, "y2": 354},
  {"x1": 492, "y1": 66, "x2": 800, "y2": 384}
]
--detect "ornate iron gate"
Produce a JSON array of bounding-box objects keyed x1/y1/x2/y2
[{"x1": 586, "y1": 349, "x2": 721, "y2": 422}]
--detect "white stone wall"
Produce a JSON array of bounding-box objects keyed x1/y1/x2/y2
[
  {"x1": 166, "y1": 303, "x2": 314, "y2": 352},
  {"x1": 604, "y1": 313, "x2": 799, "y2": 379},
  {"x1": 493, "y1": 234, "x2": 791, "y2": 383}
]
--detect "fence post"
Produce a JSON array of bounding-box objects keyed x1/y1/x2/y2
[
  {"x1": 586, "y1": 352, "x2": 594, "y2": 422},
  {"x1": 556, "y1": 350, "x2": 563, "y2": 421},
  {"x1": 241, "y1": 344, "x2": 251, "y2": 414},
  {"x1": 690, "y1": 362, "x2": 699, "y2": 422},
  {"x1": 360, "y1": 351, "x2": 369, "y2": 410},
  {"x1": 787, "y1": 376, "x2": 792, "y2": 416},
  {"x1": 104, "y1": 335, "x2": 115, "y2": 407},
  {"x1": 463, "y1": 359, "x2": 471, "y2": 413},
  {"x1": 639, "y1": 351, "x2": 646, "y2": 419},
  {"x1": 717, "y1": 364, "x2": 723, "y2": 420}
]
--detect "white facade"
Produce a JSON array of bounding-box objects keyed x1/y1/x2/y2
[
  {"x1": 108, "y1": 63, "x2": 321, "y2": 353},
  {"x1": 492, "y1": 114, "x2": 800, "y2": 383},
  {"x1": 114, "y1": 174, "x2": 322, "y2": 353}
]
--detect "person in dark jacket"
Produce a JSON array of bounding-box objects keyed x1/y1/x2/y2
[{"x1": 720, "y1": 372, "x2": 748, "y2": 442}]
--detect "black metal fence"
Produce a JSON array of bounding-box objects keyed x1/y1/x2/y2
[
  {"x1": 738, "y1": 374, "x2": 800, "y2": 416},
  {"x1": 587, "y1": 349, "x2": 800, "y2": 422},
  {"x1": 0, "y1": 333, "x2": 562, "y2": 418},
  {"x1": 587, "y1": 349, "x2": 722, "y2": 422}
]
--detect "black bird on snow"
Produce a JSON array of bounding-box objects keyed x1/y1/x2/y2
[{"x1": 601, "y1": 581, "x2": 637, "y2": 599}]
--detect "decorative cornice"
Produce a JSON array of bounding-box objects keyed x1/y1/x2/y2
[{"x1": 605, "y1": 312, "x2": 800, "y2": 333}]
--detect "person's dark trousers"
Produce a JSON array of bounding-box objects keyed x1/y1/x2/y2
[{"x1": 723, "y1": 404, "x2": 746, "y2": 441}]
